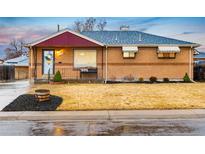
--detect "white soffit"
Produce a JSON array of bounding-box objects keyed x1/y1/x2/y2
[
  {"x1": 122, "y1": 46, "x2": 138, "y2": 52},
  {"x1": 158, "y1": 46, "x2": 180, "y2": 53}
]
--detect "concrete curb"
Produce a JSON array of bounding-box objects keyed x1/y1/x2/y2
[{"x1": 0, "y1": 109, "x2": 205, "y2": 120}]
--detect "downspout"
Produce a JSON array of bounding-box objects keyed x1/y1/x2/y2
[
  {"x1": 30, "y1": 46, "x2": 33, "y2": 82},
  {"x1": 101, "y1": 47, "x2": 103, "y2": 80},
  {"x1": 105, "y1": 46, "x2": 108, "y2": 83},
  {"x1": 189, "y1": 46, "x2": 194, "y2": 82}
]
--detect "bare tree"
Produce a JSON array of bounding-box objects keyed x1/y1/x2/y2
[
  {"x1": 72, "y1": 18, "x2": 107, "y2": 32},
  {"x1": 97, "y1": 19, "x2": 107, "y2": 31},
  {"x1": 4, "y1": 39, "x2": 28, "y2": 60},
  {"x1": 83, "y1": 17, "x2": 96, "y2": 31},
  {"x1": 73, "y1": 21, "x2": 83, "y2": 32}
]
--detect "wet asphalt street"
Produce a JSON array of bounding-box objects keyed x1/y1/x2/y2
[{"x1": 0, "y1": 118, "x2": 205, "y2": 136}]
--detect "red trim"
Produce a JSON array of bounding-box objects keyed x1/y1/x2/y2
[{"x1": 35, "y1": 31, "x2": 101, "y2": 47}]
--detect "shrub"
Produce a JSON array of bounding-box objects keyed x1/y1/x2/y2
[
  {"x1": 138, "y1": 77, "x2": 144, "y2": 82},
  {"x1": 163, "y1": 77, "x2": 169, "y2": 83},
  {"x1": 183, "y1": 73, "x2": 191, "y2": 82},
  {"x1": 124, "y1": 74, "x2": 134, "y2": 81},
  {"x1": 53, "y1": 71, "x2": 62, "y2": 82},
  {"x1": 149, "y1": 76, "x2": 157, "y2": 83}
]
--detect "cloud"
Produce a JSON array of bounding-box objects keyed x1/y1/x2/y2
[
  {"x1": 197, "y1": 45, "x2": 205, "y2": 52},
  {"x1": 140, "y1": 17, "x2": 161, "y2": 24},
  {"x1": 181, "y1": 31, "x2": 197, "y2": 35},
  {"x1": 0, "y1": 25, "x2": 54, "y2": 45},
  {"x1": 138, "y1": 28, "x2": 148, "y2": 32},
  {"x1": 1, "y1": 17, "x2": 205, "y2": 51},
  {"x1": 136, "y1": 23, "x2": 159, "y2": 32}
]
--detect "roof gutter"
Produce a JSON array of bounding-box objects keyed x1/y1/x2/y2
[{"x1": 104, "y1": 44, "x2": 200, "y2": 48}]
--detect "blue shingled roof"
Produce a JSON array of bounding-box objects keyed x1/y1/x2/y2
[{"x1": 81, "y1": 31, "x2": 197, "y2": 46}]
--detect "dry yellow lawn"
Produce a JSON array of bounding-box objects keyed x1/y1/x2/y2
[{"x1": 29, "y1": 83, "x2": 205, "y2": 110}]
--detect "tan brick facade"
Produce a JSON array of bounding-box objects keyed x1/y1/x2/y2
[
  {"x1": 29, "y1": 46, "x2": 194, "y2": 81},
  {"x1": 106, "y1": 47, "x2": 193, "y2": 80}
]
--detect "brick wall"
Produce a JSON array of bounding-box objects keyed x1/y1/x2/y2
[
  {"x1": 29, "y1": 46, "x2": 193, "y2": 81},
  {"x1": 105, "y1": 47, "x2": 193, "y2": 80}
]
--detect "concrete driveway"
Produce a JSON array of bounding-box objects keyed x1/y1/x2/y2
[{"x1": 0, "y1": 80, "x2": 30, "y2": 110}]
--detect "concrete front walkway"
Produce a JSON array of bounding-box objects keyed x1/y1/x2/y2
[
  {"x1": 0, "y1": 80, "x2": 30, "y2": 110},
  {"x1": 1, "y1": 109, "x2": 205, "y2": 120}
]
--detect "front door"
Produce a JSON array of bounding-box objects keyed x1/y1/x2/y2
[{"x1": 42, "y1": 49, "x2": 55, "y2": 75}]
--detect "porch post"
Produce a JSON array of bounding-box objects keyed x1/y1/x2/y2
[
  {"x1": 29, "y1": 46, "x2": 33, "y2": 82},
  {"x1": 189, "y1": 46, "x2": 193, "y2": 80},
  {"x1": 105, "y1": 46, "x2": 108, "y2": 83},
  {"x1": 34, "y1": 47, "x2": 37, "y2": 81}
]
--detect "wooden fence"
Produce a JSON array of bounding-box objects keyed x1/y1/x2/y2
[
  {"x1": 194, "y1": 61, "x2": 205, "y2": 81},
  {"x1": 0, "y1": 65, "x2": 15, "y2": 81}
]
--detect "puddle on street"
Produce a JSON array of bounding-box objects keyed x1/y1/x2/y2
[
  {"x1": 28, "y1": 120, "x2": 196, "y2": 136},
  {"x1": 95, "y1": 123, "x2": 194, "y2": 136},
  {"x1": 0, "y1": 119, "x2": 202, "y2": 136},
  {"x1": 30, "y1": 121, "x2": 90, "y2": 136}
]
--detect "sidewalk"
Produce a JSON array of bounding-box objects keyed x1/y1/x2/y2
[{"x1": 1, "y1": 109, "x2": 205, "y2": 120}]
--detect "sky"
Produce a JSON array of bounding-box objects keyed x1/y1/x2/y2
[{"x1": 0, "y1": 17, "x2": 205, "y2": 58}]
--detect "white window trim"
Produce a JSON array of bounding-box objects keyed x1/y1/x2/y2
[{"x1": 74, "y1": 49, "x2": 97, "y2": 68}]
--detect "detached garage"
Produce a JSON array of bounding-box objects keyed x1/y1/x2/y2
[{"x1": 3, "y1": 55, "x2": 29, "y2": 80}]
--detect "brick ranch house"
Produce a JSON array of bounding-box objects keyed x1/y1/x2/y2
[{"x1": 26, "y1": 29, "x2": 200, "y2": 83}]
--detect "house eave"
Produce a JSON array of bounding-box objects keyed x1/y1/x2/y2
[
  {"x1": 25, "y1": 43, "x2": 200, "y2": 48},
  {"x1": 104, "y1": 43, "x2": 200, "y2": 48}
]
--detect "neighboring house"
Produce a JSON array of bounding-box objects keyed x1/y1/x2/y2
[
  {"x1": 0, "y1": 59, "x2": 3, "y2": 64},
  {"x1": 26, "y1": 29, "x2": 199, "y2": 82},
  {"x1": 194, "y1": 52, "x2": 205, "y2": 61},
  {"x1": 4, "y1": 55, "x2": 29, "y2": 80},
  {"x1": 194, "y1": 52, "x2": 205, "y2": 81}
]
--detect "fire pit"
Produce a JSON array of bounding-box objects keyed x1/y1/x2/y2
[{"x1": 35, "y1": 89, "x2": 50, "y2": 102}]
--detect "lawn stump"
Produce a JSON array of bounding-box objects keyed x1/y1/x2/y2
[{"x1": 35, "y1": 89, "x2": 50, "y2": 102}]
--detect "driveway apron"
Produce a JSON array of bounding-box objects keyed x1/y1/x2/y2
[{"x1": 0, "y1": 80, "x2": 30, "y2": 110}]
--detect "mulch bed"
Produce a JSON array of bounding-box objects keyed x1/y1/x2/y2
[{"x1": 2, "y1": 94, "x2": 63, "y2": 111}]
